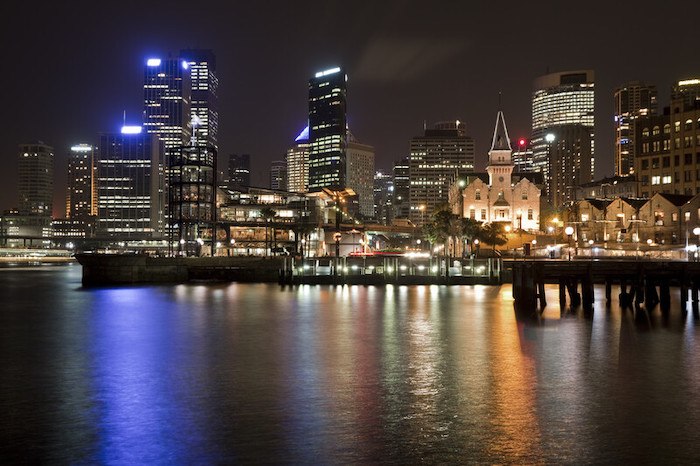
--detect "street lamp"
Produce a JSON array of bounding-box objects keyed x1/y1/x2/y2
[
  {"x1": 229, "y1": 238, "x2": 235, "y2": 257},
  {"x1": 693, "y1": 227, "x2": 700, "y2": 261},
  {"x1": 565, "y1": 226, "x2": 574, "y2": 260},
  {"x1": 419, "y1": 204, "x2": 426, "y2": 225}
]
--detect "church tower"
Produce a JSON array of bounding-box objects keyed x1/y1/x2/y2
[{"x1": 486, "y1": 110, "x2": 514, "y2": 188}]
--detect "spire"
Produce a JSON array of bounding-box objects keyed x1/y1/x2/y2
[{"x1": 490, "y1": 110, "x2": 512, "y2": 151}]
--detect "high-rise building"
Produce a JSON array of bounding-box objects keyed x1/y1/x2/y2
[
  {"x1": 346, "y1": 133, "x2": 375, "y2": 218},
  {"x1": 228, "y1": 153, "x2": 251, "y2": 189},
  {"x1": 18, "y1": 142, "x2": 54, "y2": 216},
  {"x1": 143, "y1": 56, "x2": 191, "y2": 151},
  {"x1": 66, "y1": 143, "x2": 97, "y2": 235},
  {"x1": 547, "y1": 125, "x2": 593, "y2": 207},
  {"x1": 392, "y1": 157, "x2": 410, "y2": 220},
  {"x1": 614, "y1": 81, "x2": 657, "y2": 176},
  {"x1": 96, "y1": 126, "x2": 165, "y2": 238},
  {"x1": 180, "y1": 49, "x2": 218, "y2": 150},
  {"x1": 672, "y1": 78, "x2": 700, "y2": 108},
  {"x1": 286, "y1": 126, "x2": 310, "y2": 193},
  {"x1": 373, "y1": 171, "x2": 394, "y2": 225},
  {"x1": 270, "y1": 160, "x2": 288, "y2": 191},
  {"x1": 531, "y1": 70, "x2": 595, "y2": 202},
  {"x1": 408, "y1": 121, "x2": 475, "y2": 225},
  {"x1": 308, "y1": 67, "x2": 347, "y2": 192},
  {"x1": 512, "y1": 137, "x2": 534, "y2": 172}
]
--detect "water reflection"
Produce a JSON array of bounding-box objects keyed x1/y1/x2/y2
[{"x1": 1, "y1": 268, "x2": 700, "y2": 463}]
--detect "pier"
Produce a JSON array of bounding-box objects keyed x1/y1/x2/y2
[{"x1": 511, "y1": 259, "x2": 700, "y2": 312}]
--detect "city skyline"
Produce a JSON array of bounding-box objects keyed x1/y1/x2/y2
[{"x1": 2, "y1": 1, "x2": 699, "y2": 215}]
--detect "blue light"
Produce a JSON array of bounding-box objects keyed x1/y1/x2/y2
[
  {"x1": 147, "y1": 58, "x2": 162, "y2": 67},
  {"x1": 295, "y1": 125, "x2": 309, "y2": 142},
  {"x1": 182, "y1": 60, "x2": 189, "y2": 70},
  {"x1": 121, "y1": 126, "x2": 142, "y2": 134}
]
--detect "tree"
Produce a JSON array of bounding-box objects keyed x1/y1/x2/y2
[
  {"x1": 479, "y1": 222, "x2": 507, "y2": 252},
  {"x1": 459, "y1": 217, "x2": 483, "y2": 256},
  {"x1": 259, "y1": 207, "x2": 277, "y2": 257}
]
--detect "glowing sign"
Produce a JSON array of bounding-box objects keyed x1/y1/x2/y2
[
  {"x1": 71, "y1": 144, "x2": 93, "y2": 152},
  {"x1": 146, "y1": 58, "x2": 162, "y2": 67},
  {"x1": 121, "y1": 125, "x2": 142, "y2": 134},
  {"x1": 315, "y1": 67, "x2": 341, "y2": 78},
  {"x1": 678, "y1": 79, "x2": 700, "y2": 86}
]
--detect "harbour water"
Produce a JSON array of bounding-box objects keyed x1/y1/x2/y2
[{"x1": 1, "y1": 264, "x2": 699, "y2": 463}]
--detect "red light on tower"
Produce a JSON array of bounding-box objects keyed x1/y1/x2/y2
[{"x1": 518, "y1": 138, "x2": 526, "y2": 147}]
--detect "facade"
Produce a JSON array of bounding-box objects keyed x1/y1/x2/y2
[
  {"x1": 457, "y1": 111, "x2": 541, "y2": 232},
  {"x1": 672, "y1": 79, "x2": 700, "y2": 107},
  {"x1": 512, "y1": 138, "x2": 534, "y2": 172},
  {"x1": 96, "y1": 127, "x2": 165, "y2": 238},
  {"x1": 270, "y1": 160, "x2": 288, "y2": 191},
  {"x1": 308, "y1": 67, "x2": 347, "y2": 192},
  {"x1": 531, "y1": 70, "x2": 595, "y2": 201},
  {"x1": 345, "y1": 135, "x2": 375, "y2": 218},
  {"x1": 143, "y1": 56, "x2": 191, "y2": 152},
  {"x1": 180, "y1": 49, "x2": 218, "y2": 151},
  {"x1": 286, "y1": 126, "x2": 310, "y2": 193},
  {"x1": 634, "y1": 112, "x2": 671, "y2": 197},
  {"x1": 18, "y1": 142, "x2": 54, "y2": 216},
  {"x1": 392, "y1": 157, "x2": 410, "y2": 220},
  {"x1": 228, "y1": 153, "x2": 251, "y2": 190},
  {"x1": 373, "y1": 171, "x2": 393, "y2": 225},
  {"x1": 576, "y1": 175, "x2": 637, "y2": 200},
  {"x1": 65, "y1": 143, "x2": 97, "y2": 236},
  {"x1": 408, "y1": 120, "x2": 475, "y2": 225},
  {"x1": 614, "y1": 81, "x2": 657, "y2": 176},
  {"x1": 548, "y1": 124, "x2": 593, "y2": 207}
]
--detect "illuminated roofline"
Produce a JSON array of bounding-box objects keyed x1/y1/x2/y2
[
  {"x1": 146, "y1": 58, "x2": 162, "y2": 67},
  {"x1": 315, "y1": 67, "x2": 341, "y2": 78}
]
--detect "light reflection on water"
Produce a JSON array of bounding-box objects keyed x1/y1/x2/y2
[{"x1": 1, "y1": 266, "x2": 700, "y2": 463}]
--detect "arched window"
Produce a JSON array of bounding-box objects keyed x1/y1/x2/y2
[
  {"x1": 653, "y1": 126, "x2": 660, "y2": 135},
  {"x1": 642, "y1": 127, "x2": 650, "y2": 137}
]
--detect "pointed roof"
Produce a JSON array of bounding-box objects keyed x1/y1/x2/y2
[
  {"x1": 294, "y1": 125, "x2": 309, "y2": 142},
  {"x1": 490, "y1": 111, "x2": 511, "y2": 151}
]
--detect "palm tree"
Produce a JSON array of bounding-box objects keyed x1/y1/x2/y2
[
  {"x1": 459, "y1": 217, "x2": 482, "y2": 257},
  {"x1": 259, "y1": 207, "x2": 276, "y2": 257},
  {"x1": 479, "y1": 222, "x2": 507, "y2": 253}
]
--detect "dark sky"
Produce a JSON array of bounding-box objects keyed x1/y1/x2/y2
[{"x1": 3, "y1": 1, "x2": 699, "y2": 216}]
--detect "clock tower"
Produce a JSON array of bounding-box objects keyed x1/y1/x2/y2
[{"x1": 486, "y1": 110, "x2": 514, "y2": 189}]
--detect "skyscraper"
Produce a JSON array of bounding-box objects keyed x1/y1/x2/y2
[
  {"x1": 143, "y1": 56, "x2": 191, "y2": 151},
  {"x1": 531, "y1": 70, "x2": 595, "y2": 203},
  {"x1": 547, "y1": 125, "x2": 592, "y2": 207},
  {"x1": 270, "y1": 160, "x2": 288, "y2": 190},
  {"x1": 18, "y1": 142, "x2": 54, "y2": 216},
  {"x1": 66, "y1": 143, "x2": 97, "y2": 235},
  {"x1": 308, "y1": 67, "x2": 347, "y2": 192},
  {"x1": 672, "y1": 78, "x2": 700, "y2": 108},
  {"x1": 96, "y1": 126, "x2": 165, "y2": 238},
  {"x1": 373, "y1": 171, "x2": 394, "y2": 225},
  {"x1": 346, "y1": 132, "x2": 375, "y2": 218},
  {"x1": 392, "y1": 157, "x2": 410, "y2": 220},
  {"x1": 286, "y1": 126, "x2": 310, "y2": 193},
  {"x1": 180, "y1": 49, "x2": 218, "y2": 150},
  {"x1": 228, "y1": 153, "x2": 251, "y2": 190},
  {"x1": 408, "y1": 121, "x2": 475, "y2": 225},
  {"x1": 614, "y1": 81, "x2": 657, "y2": 176}
]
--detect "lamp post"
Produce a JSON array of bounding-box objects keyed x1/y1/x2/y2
[
  {"x1": 694, "y1": 227, "x2": 700, "y2": 261},
  {"x1": 333, "y1": 232, "x2": 342, "y2": 275},
  {"x1": 565, "y1": 226, "x2": 574, "y2": 261}
]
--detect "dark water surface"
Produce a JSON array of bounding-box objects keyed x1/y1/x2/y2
[{"x1": 1, "y1": 265, "x2": 700, "y2": 464}]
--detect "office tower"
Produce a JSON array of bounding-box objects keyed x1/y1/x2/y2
[
  {"x1": 346, "y1": 132, "x2": 375, "y2": 218},
  {"x1": 672, "y1": 78, "x2": 700, "y2": 108},
  {"x1": 408, "y1": 120, "x2": 475, "y2": 225},
  {"x1": 373, "y1": 171, "x2": 394, "y2": 225},
  {"x1": 18, "y1": 142, "x2": 54, "y2": 216},
  {"x1": 547, "y1": 125, "x2": 593, "y2": 207},
  {"x1": 614, "y1": 81, "x2": 658, "y2": 176},
  {"x1": 531, "y1": 70, "x2": 595, "y2": 202},
  {"x1": 512, "y1": 137, "x2": 534, "y2": 172},
  {"x1": 66, "y1": 143, "x2": 97, "y2": 235},
  {"x1": 308, "y1": 67, "x2": 347, "y2": 192},
  {"x1": 228, "y1": 153, "x2": 251, "y2": 189},
  {"x1": 96, "y1": 126, "x2": 165, "y2": 238},
  {"x1": 287, "y1": 125, "x2": 310, "y2": 193},
  {"x1": 392, "y1": 157, "x2": 410, "y2": 219},
  {"x1": 270, "y1": 160, "x2": 288, "y2": 190},
  {"x1": 180, "y1": 49, "x2": 218, "y2": 150},
  {"x1": 143, "y1": 56, "x2": 191, "y2": 151}
]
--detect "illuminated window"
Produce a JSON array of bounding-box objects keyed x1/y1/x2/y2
[{"x1": 651, "y1": 175, "x2": 661, "y2": 185}]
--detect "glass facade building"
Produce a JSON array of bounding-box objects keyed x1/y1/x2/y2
[
  {"x1": 18, "y1": 142, "x2": 54, "y2": 216},
  {"x1": 180, "y1": 49, "x2": 218, "y2": 150},
  {"x1": 614, "y1": 81, "x2": 657, "y2": 176},
  {"x1": 143, "y1": 57, "x2": 191, "y2": 151}
]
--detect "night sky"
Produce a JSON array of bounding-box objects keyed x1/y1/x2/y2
[{"x1": 3, "y1": 1, "x2": 699, "y2": 216}]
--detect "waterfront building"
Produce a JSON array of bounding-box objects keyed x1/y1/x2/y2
[
  {"x1": 286, "y1": 126, "x2": 310, "y2": 193},
  {"x1": 408, "y1": 120, "x2": 475, "y2": 225},
  {"x1": 228, "y1": 153, "x2": 251, "y2": 190},
  {"x1": 577, "y1": 175, "x2": 637, "y2": 200},
  {"x1": 638, "y1": 192, "x2": 692, "y2": 244},
  {"x1": 96, "y1": 126, "x2": 165, "y2": 238},
  {"x1": 531, "y1": 70, "x2": 595, "y2": 202},
  {"x1": 346, "y1": 132, "x2": 375, "y2": 218},
  {"x1": 392, "y1": 157, "x2": 410, "y2": 220},
  {"x1": 614, "y1": 81, "x2": 657, "y2": 176},
  {"x1": 547, "y1": 124, "x2": 593, "y2": 207},
  {"x1": 179, "y1": 49, "x2": 218, "y2": 151},
  {"x1": 270, "y1": 160, "x2": 288, "y2": 191},
  {"x1": 65, "y1": 143, "x2": 97, "y2": 236},
  {"x1": 456, "y1": 111, "x2": 541, "y2": 231},
  {"x1": 143, "y1": 56, "x2": 191, "y2": 152},
  {"x1": 18, "y1": 141, "x2": 54, "y2": 216},
  {"x1": 308, "y1": 67, "x2": 347, "y2": 192}
]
